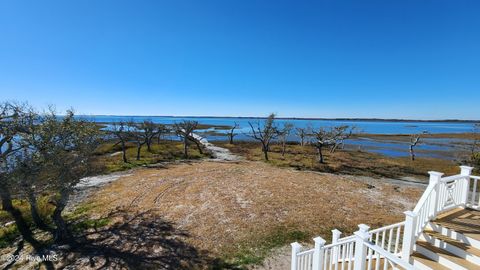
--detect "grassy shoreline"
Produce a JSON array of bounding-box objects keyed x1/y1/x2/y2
[{"x1": 216, "y1": 141, "x2": 462, "y2": 179}]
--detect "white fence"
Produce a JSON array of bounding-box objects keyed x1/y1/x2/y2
[{"x1": 291, "y1": 165, "x2": 478, "y2": 270}]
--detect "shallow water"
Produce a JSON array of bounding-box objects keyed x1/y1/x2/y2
[
  {"x1": 83, "y1": 115, "x2": 477, "y2": 160},
  {"x1": 83, "y1": 115, "x2": 476, "y2": 134}
]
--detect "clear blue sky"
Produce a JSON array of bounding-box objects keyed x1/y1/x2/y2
[{"x1": 1, "y1": 0, "x2": 479, "y2": 119}]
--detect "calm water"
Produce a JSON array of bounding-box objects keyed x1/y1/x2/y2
[
  {"x1": 82, "y1": 115, "x2": 477, "y2": 160},
  {"x1": 82, "y1": 115, "x2": 476, "y2": 135}
]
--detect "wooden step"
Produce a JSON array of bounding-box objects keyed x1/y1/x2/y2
[
  {"x1": 434, "y1": 208, "x2": 480, "y2": 240},
  {"x1": 424, "y1": 230, "x2": 480, "y2": 256},
  {"x1": 411, "y1": 252, "x2": 450, "y2": 270},
  {"x1": 422, "y1": 230, "x2": 480, "y2": 265},
  {"x1": 415, "y1": 240, "x2": 479, "y2": 270}
]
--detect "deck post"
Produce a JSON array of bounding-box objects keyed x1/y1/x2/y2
[
  {"x1": 331, "y1": 229, "x2": 342, "y2": 265},
  {"x1": 401, "y1": 211, "x2": 418, "y2": 261},
  {"x1": 353, "y1": 224, "x2": 370, "y2": 270},
  {"x1": 460, "y1": 166, "x2": 474, "y2": 207},
  {"x1": 428, "y1": 171, "x2": 443, "y2": 218},
  {"x1": 291, "y1": 242, "x2": 302, "y2": 270},
  {"x1": 312, "y1": 236, "x2": 326, "y2": 270}
]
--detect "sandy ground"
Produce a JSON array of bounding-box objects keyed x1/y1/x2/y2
[
  {"x1": 192, "y1": 132, "x2": 241, "y2": 161},
  {"x1": 81, "y1": 160, "x2": 423, "y2": 268},
  {"x1": 1, "y1": 140, "x2": 425, "y2": 269}
]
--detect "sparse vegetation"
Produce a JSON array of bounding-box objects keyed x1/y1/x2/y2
[
  {"x1": 248, "y1": 113, "x2": 278, "y2": 161},
  {"x1": 217, "y1": 141, "x2": 459, "y2": 179}
]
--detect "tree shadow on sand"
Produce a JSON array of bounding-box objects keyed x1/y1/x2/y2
[{"x1": 56, "y1": 208, "x2": 237, "y2": 269}]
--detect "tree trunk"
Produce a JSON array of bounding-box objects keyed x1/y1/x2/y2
[
  {"x1": 0, "y1": 187, "x2": 42, "y2": 249},
  {"x1": 52, "y1": 189, "x2": 74, "y2": 244},
  {"x1": 281, "y1": 142, "x2": 286, "y2": 157},
  {"x1": 27, "y1": 190, "x2": 52, "y2": 232},
  {"x1": 121, "y1": 141, "x2": 128, "y2": 163},
  {"x1": 136, "y1": 142, "x2": 142, "y2": 160},
  {"x1": 262, "y1": 143, "x2": 269, "y2": 161},
  {"x1": 317, "y1": 146, "x2": 324, "y2": 163},
  {"x1": 409, "y1": 145, "x2": 415, "y2": 161},
  {"x1": 229, "y1": 133, "x2": 234, "y2": 144},
  {"x1": 146, "y1": 139, "x2": 152, "y2": 152},
  {"x1": 189, "y1": 138, "x2": 203, "y2": 154},
  {"x1": 183, "y1": 137, "x2": 188, "y2": 158}
]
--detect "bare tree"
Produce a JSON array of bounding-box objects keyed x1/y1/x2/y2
[
  {"x1": 277, "y1": 122, "x2": 294, "y2": 157},
  {"x1": 227, "y1": 122, "x2": 239, "y2": 144},
  {"x1": 248, "y1": 113, "x2": 277, "y2": 161},
  {"x1": 311, "y1": 125, "x2": 352, "y2": 163},
  {"x1": 296, "y1": 127, "x2": 310, "y2": 146},
  {"x1": 111, "y1": 121, "x2": 132, "y2": 163},
  {"x1": 174, "y1": 120, "x2": 200, "y2": 158},
  {"x1": 330, "y1": 126, "x2": 355, "y2": 153},
  {"x1": 409, "y1": 134, "x2": 422, "y2": 161},
  {"x1": 138, "y1": 120, "x2": 162, "y2": 152},
  {"x1": 129, "y1": 121, "x2": 148, "y2": 161}
]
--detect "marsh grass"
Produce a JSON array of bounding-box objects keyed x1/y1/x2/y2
[
  {"x1": 93, "y1": 140, "x2": 208, "y2": 173},
  {"x1": 218, "y1": 141, "x2": 460, "y2": 179}
]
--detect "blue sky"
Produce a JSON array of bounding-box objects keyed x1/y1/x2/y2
[{"x1": 0, "y1": 0, "x2": 479, "y2": 119}]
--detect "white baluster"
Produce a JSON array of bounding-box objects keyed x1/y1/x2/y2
[
  {"x1": 428, "y1": 171, "x2": 443, "y2": 217},
  {"x1": 353, "y1": 224, "x2": 370, "y2": 270},
  {"x1": 460, "y1": 165, "x2": 473, "y2": 207},
  {"x1": 401, "y1": 211, "x2": 418, "y2": 260},
  {"x1": 291, "y1": 242, "x2": 302, "y2": 270},
  {"x1": 313, "y1": 237, "x2": 326, "y2": 270}
]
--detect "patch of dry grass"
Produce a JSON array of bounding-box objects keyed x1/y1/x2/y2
[
  {"x1": 85, "y1": 161, "x2": 423, "y2": 265},
  {"x1": 218, "y1": 141, "x2": 460, "y2": 180}
]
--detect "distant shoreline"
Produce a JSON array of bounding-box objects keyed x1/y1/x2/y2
[{"x1": 79, "y1": 115, "x2": 480, "y2": 123}]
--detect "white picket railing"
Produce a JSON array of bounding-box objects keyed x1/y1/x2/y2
[
  {"x1": 369, "y1": 222, "x2": 405, "y2": 257},
  {"x1": 467, "y1": 175, "x2": 480, "y2": 209},
  {"x1": 401, "y1": 166, "x2": 474, "y2": 260},
  {"x1": 322, "y1": 236, "x2": 356, "y2": 270},
  {"x1": 363, "y1": 241, "x2": 415, "y2": 270},
  {"x1": 291, "y1": 165, "x2": 478, "y2": 270}
]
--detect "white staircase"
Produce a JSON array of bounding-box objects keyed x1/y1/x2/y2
[
  {"x1": 290, "y1": 166, "x2": 480, "y2": 270},
  {"x1": 411, "y1": 208, "x2": 480, "y2": 269}
]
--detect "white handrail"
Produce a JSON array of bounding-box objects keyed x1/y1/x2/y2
[
  {"x1": 412, "y1": 182, "x2": 436, "y2": 213},
  {"x1": 364, "y1": 241, "x2": 416, "y2": 270},
  {"x1": 291, "y1": 166, "x2": 475, "y2": 270},
  {"x1": 440, "y1": 174, "x2": 464, "y2": 182}
]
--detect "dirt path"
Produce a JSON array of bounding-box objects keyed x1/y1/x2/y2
[{"x1": 191, "y1": 132, "x2": 241, "y2": 161}]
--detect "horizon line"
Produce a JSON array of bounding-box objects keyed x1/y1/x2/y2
[{"x1": 77, "y1": 114, "x2": 480, "y2": 123}]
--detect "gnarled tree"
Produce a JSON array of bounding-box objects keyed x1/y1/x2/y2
[
  {"x1": 0, "y1": 102, "x2": 44, "y2": 250},
  {"x1": 311, "y1": 125, "x2": 352, "y2": 163},
  {"x1": 227, "y1": 122, "x2": 239, "y2": 144},
  {"x1": 277, "y1": 122, "x2": 294, "y2": 157},
  {"x1": 296, "y1": 127, "x2": 310, "y2": 146},
  {"x1": 111, "y1": 121, "x2": 132, "y2": 163},
  {"x1": 248, "y1": 113, "x2": 277, "y2": 161},
  {"x1": 33, "y1": 109, "x2": 101, "y2": 243},
  {"x1": 409, "y1": 133, "x2": 422, "y2": 161},
  {"x1": 174, "y1": 120, "x2": 200, "y2": 158}
]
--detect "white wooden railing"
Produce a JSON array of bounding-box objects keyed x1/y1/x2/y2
[
  {"x1": 467, "y1": 175, "x2": 480, "y2": 209},
  {"x1": 291, "y1": 165, "x2": 478, "y2": 270}
]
